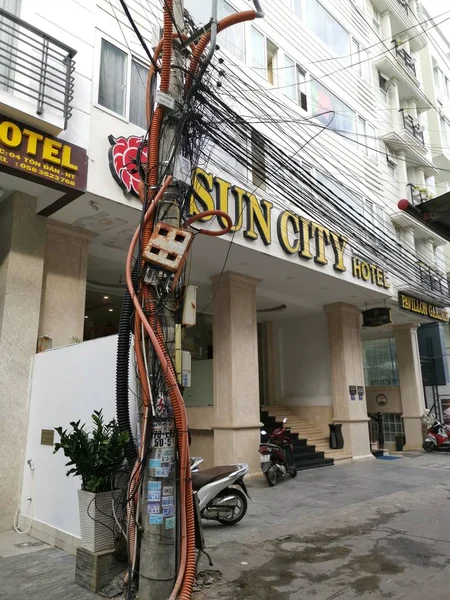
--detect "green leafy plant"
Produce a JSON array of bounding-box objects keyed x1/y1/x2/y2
[
  {"x1": 54, "y1": 410, "x2": 128, "y2": 493},
  {"x1": 70, "y1": 336, "x2": 82, "y2": 344}
]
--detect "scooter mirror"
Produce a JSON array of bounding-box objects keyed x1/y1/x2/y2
[
  {"x1": 261, "y1": 430, "x2": 267, "y2": 436},
  {"x1": 283, "y1": 417, "x2": 288, "y2": 424}
]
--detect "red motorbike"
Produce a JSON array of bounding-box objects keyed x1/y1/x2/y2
[
  {"x1": 423, "y1": 419, "x2": 450, "y2": 452},
  {"x1": 259, "y1": 417, "x2": 297, "y2": 486}
]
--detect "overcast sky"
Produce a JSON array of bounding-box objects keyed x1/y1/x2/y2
[{"x1": 423, "y1": 0, "x2": 450, "y2": 41}]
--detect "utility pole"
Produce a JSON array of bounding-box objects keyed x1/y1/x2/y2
[{"x1": 139, "y1": 0, "x2": 185, "y2": 598}]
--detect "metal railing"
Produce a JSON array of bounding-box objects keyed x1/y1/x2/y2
[
  {"x1": 395, "y1": 45, "x2": 416, "y2": 76},
  {"x1": 408, "y1": 183, "x2": 430, "y2": 206},
  {"x1": 417, "y1": 262, "x2": 448, "y2": 296},
  {"x1": 0, "y1": 8, "x2": 76, "y2": 128},
  {"x1": 402, "y1": 111, "x2": 425, "y2": 146}
]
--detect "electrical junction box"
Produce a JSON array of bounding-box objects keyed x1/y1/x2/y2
[
  {"x1": 181, "y1": 351, "x2": 191, "y2": 388},
  {"x1": 173, "y1": 155, "x2": 192, "y2": 186},
  {"x1": 182, "y1": 285, "x2": 197, "y2": 327},
  {"x1": 142, "y1": 222, "x2": 193, "y2": 274}
]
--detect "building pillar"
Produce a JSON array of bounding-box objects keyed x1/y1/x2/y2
[
  {"x1": 324, "y1": 303, "x2": 372, "y2": 460},
  {"x1": 38, "y1": 221, "x2": 93, "y2": 348},
  {"x1": 0, "y1": 192, "x2": 46, "y2": 532},
  {"x1": 260, "y1": 321, "x2": 276, "y2": 406},
  {"x1": 394, "y1": 324, "x2": 425, "y2": 450},
  {"x1": 211, "y1": 272, "x2": 261, "y2": 471}
]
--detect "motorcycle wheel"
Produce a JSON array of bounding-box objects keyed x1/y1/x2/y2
[
  {"x1": 216, "y1": 488, "x2": 248, "y2": 526},
  {"x1": 423, "y1": 440, "x2": 435, "y2": 452},
  {"x1": 290, "y1": 466, "x2": 297, "y2": 478},
  {"x1": 265, "y1": 464, "x2": 278, "y2": 487}
]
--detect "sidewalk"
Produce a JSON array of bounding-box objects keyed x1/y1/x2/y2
[
  {"x1": 2, "y1": 452, "x2": 450, "y2": 599},
  {"x1": 196, "y1": 452, "x2": 450, "y2": 599}
]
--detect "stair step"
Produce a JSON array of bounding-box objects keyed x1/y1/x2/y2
[{"x1": 295, "y1": 458, "x2": 335, "y2": 471}]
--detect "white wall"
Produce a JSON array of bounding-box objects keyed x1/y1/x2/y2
[
  {"x1": 274, "y1": 313, "x2": 332, "y2": 406},
  {"x1": 20, "y1": 335, "x2": 137, "y2": 539}
]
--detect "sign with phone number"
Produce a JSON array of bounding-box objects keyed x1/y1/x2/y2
[{"x1": 0, "y1": 115, "x2": 87, "y2": 192}]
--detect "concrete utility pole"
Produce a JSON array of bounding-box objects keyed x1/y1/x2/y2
[{"x1": 139, "y1": 0, "x2": 185, "y2": 597}]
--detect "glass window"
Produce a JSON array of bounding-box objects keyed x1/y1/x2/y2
[
  {"x1": 363, "y1": 338, "x2": 399, "y2": 387},
  {"x1": 283, "y1": 55, "x2": 297, "y2": 102},
  {"x1": 99, "y1": 39, "x2": 127, "y2": 116},
  {"x1": 367, "y1": 123, "x2": 378, "y2": 161},
  {"x1": 371, "y1": 414, "x2": 404, "y2": 444},
  {"x1": 130, "y1": 60, "x2": 148, "y2": 129},
  {"x1": 306, "y1": 0, "x2": 350, "y2": 60},
  {"x1": 184, "y1": 0, "x2": 211, "y2": 23},
  {"x1": 310, "y1": 79, "x2": 356, "y2": 136},
  {"x1": 251, "y1": 130, "x2": 267, "y2": 190},
  {"x1": 251, "y1": 27, "x2": 266, "y2": 75},
  {"x1": 293, "y1": 0, "x2": 302, "y2": 17},
  {"x1": 266, "y1": 39, "x2": 278, "y2": 85},
  {"x1": 218, "y1": 0, "x2": 245, "y2": 62}
]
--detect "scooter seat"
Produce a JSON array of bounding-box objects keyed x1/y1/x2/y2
[{"x1": 191, "y1": 466, "x2": 239, "y2": 491}]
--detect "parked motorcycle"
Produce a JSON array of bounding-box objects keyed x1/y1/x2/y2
[
  {"x1": 259, "y1": 417, "x2": 297, "y2": 486},
  {"x1": 423, "y1": 419, "x2": 450, "y2": 452},
  {"x1": 190, "y1": 461, "x2": 251, "y2": 525}
]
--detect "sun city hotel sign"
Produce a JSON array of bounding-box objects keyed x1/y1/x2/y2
[
  {"x1": 107, "y1": 135, "x2": 388, "y2": 289},
  {"x1": 188, "y1": 168, "x2": 390, "y2": 289}
]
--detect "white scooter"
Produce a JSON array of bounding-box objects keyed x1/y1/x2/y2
[{"x1": 190, "y1": 457, "x2": 250, "y2": 525}]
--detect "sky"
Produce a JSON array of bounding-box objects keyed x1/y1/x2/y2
[{"x1": 423, "y1": 0, "x2": 450, "y2": 42}]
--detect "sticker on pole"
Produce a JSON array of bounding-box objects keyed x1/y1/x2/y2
[
  {"x1": 165, "y1": 517, "x2": 176, "y2": 530},
  {"x1": 163, "y1": 506, "x2": 175, "y2": 517},
  {"x1": 149, "y1": 514, "x2": 164, "y2": 525},
  {"x1": 147, "y1": 503, "x2": 161, "y2": 514}
]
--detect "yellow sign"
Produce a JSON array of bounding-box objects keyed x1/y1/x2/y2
[
  {"x1": 399, "y1": 292, "x2": 449, "y2": 322},
  {"x1": 189, "y1": 167, "x2": 389, "y2": 287},
  {"x1": 0, "y1": 115, "x2": 87, "y2": 190}
]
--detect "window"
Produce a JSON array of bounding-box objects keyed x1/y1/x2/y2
[
  {"x1": 385, "y1": 144, "x2": 397, "y2": 174},
  {"x1": 310, "y1": 79, "x2": 356, "y2": 136},
  {"x1": 371, "y1": 414, "x2": 405, "y2": 444},
  {"x1": 251, "y1": 27, "x2": 278, "y2": 84},
  {"x1": 293, "y1": 0, "x2": 301, "y2": 18},
  {"x1": 351, "y1": 38, "x2": 369, "y2": 80},
  {"x1": 99, "y1": 39, "x2": 127, "y2": 116},
  {"x1": 363, "y1": 198, "x2": 374, "y2": 229},
  {"x1": 283, "y1": 56, "x2": 308, "y2": 110},
  {"x1": 440, "y1": 116, "x2": 450, "y2": 147},
  {"x1": 363, "y1": 338, "x2": 399, "y2": 387},
  {"x1": 371, "y1": 6, "x2": 381, "y2": 34},
  {"x1": 378, "y1": 72, "x2": 390, "y2": 94},
  {"x1": 217, "y1": 0, "x2": 245, "y2": 62},
  {"x1": 359, "y1": 119, "x2": 378, "y2": 161},
  {"x1": 306, "y1": 0, "x2": 350, "y2": 61},
  {"x1": 185, "y1": 0, "x2": 245, "y2": 61},
  {"x1": 130, "y1": 60, "x2": 148, "y2": 129},
  {"x1": 251, "y1": 130, "x2": 267, "y2": 190},
  {"x1": 98, "y1": 39, "x2": 148, "y2": 129}
]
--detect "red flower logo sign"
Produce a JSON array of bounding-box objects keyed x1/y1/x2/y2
[{"x1": 108, "y1": 134, "x2": 146, "y2": 198}]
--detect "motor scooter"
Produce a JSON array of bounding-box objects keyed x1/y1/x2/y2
[
  {"x1": 190, "y1": 462, "x2": 251, "y2": 525},
  {"x1": 423, "y1": 419, "x2": 450, "y2": 452},
  {"x1": 259, "y1": 417, "x2": 297, "y2": 486}
]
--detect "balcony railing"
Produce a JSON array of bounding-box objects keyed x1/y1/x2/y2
[
  {"x1": 408, "y1": 183, "x2": 432, "y2": 206},
  {"x1": 418, "y1": 263, "x2": 448, "y2": 297},
  {"x1": 395, "y1": 45, "x2": 416, "y2": 77},
  {"x1": 402, "y1": 111, "x2": 425, "y2": 147},
  {"x1": 0, "y1": 8, "x2": 76, "y2": 128}
]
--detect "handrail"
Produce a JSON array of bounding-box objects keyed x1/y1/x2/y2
[{"x1": 0, "y1": 7, "x2": 76, "y2": 57}]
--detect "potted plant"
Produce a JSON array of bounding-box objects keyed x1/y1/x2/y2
[{"x1": 54, "y1": 410, "x2": 128, "y2": 553}]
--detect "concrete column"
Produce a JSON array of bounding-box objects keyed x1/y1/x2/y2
[
  {"x1": 211, "y1": 271, "x2": 261, "y2": 471},
  {"x1": 38, "y1": 221, "x2": 93, "y2": 348},
  {"x1": 260, "y1": 321, "x2": 276, "y2": 406},
  {"x1": 394, "y1": 324, "x2": 425, "y2": 449},
  {"x1": 324, "y1": 303, "x2": 372, "y2": 460},
  {"x1": 403, "y1": 227, "x2": 416, "y2": 258},
  {"x1": 397, "y1": 151, "x2": 408, "y2": 197},
  {"x1": 0, "y1": 192, "x2": 46, "y2": 532},
  {"x1": 391, "y1": 82, "x2": 404, "y2": 133}
]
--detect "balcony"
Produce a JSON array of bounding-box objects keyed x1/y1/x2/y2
[
  {"x1": 383, "y1": 111, "x2": 436, "y2": 173},
  {"x1": 407, "y1": 183, "x2": 433, "y2": 206},
  {"x1": 371, "y1": 0, "x2": 427, "y2": 51},
  {"x1": 0, "y1": 8, "x2": 76, "y2": 133},
  {"x1": 417, "y1": 263, "x2": 448, "y2": 298},
  {"x1": 375, "y1": 46, "x2": 432, "y2": 109}
]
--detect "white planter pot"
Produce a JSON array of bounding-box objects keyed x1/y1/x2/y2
[{"x1": 77, "y1": 489, "x2": 117, "y2": 553}]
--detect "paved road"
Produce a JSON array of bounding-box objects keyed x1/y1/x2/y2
[
  {"x1": 2, "y1": 452, "x2": 450, "y2": 599},
  {"x1": 196, "y1": 452, "x2": 450, "y2": 599}
]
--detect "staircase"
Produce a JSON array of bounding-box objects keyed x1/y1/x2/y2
[{"x1": 261, "y1": 406, "x2": 352, "y2": 471}]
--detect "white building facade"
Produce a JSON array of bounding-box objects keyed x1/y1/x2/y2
[{"x1": 1, "y1": 0, "x2": 450, "y2": 546}]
